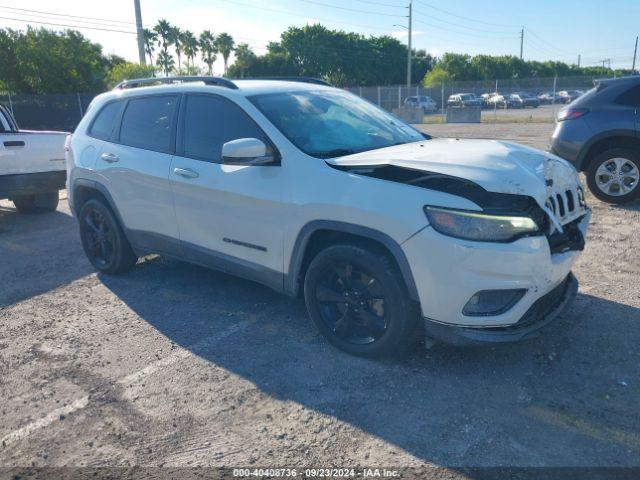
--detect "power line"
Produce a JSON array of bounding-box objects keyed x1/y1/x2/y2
[
  {"x1": 411, "y1": 7, "x2": 518, "y2": 35},
  {"x1": 351, "y1": 0, "x2": 405, "y2": 7},
  {"x1": 0, "y1": 4, "x2": 136, "y2": 27},
  {"x1": 216, "y1": 0, "x2": 392, "y2": 32},
  {"x1": 298, "y1": 0, "x2": 406, "y2": 17},
  {"x1": 0, "y1": 9, "x2": 140, "y2": 31},
  {"x1": 412, "y1": 18, "x2": 517, "y2": 39},
  {"x1": 0, "y1": 15, "x2": 137, "y2": 34},
  {"x1": 413, "y1": 0, "x2": 519, "y2": 28}
]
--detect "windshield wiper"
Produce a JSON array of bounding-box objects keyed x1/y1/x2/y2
[{"x1": 307, "y1": 148, "x2": 358, "y2": 159}]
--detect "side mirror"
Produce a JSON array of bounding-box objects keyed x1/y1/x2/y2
[{"x1": 221, "y1": 138, "x2": 277, "y2": 166}]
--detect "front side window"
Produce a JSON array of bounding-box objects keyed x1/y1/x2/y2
[
  {"x1": 119, "y1": 95, "x2": 178, "y2": 152},
  {"x1": 89, "y1": 101, "x2": 122, "y2": 140},
  {"x1": 250, "y1": 89, "x2": 426, "y2": 158},
  {"x1": 181, "y1": 95, "x2": 269, "y2": 162}
]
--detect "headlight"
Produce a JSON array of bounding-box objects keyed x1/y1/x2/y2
[{"x1": 424, "y1": 206, "x2": 540, "y2": 242}]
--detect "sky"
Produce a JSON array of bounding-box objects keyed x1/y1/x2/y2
[{"x1": 1, "y1": 0, "x2": 639, "y2": 74}]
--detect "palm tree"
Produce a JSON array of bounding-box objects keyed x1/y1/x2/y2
[
  {"x1": 169, "y1": 26, "x2": 183, "y2": 72},
  {"x1": 199, "y1": 30, "x2": 217, "y2": 75},
  {"x1": 154, "y1": 19, "x2": 172, "y2": 68},
  {"x1": 156, "y1": 50, "x2": 175, "y2": 76},
  {"x1": 215, "y1": 32, "x2": 235, "y2": 75},
  {"x1": 234, "y1": 43, "x2": 254, "y2": 78},
  {"x1": 182, "y1": 30, "x2": 198, "y2": 71},
  {"x1": 142, "y1": 28, "x2": 157, "y2": 66}
]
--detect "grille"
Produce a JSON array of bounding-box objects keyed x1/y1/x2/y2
[{"x1": 546, "y1": 186, "x2": 586, "y2": 224}]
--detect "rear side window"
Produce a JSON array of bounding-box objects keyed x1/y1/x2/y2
[
  {"x1": 615, "y1": 85, "x2": 640, "y2": 107},
  {"x1": 120, "y1": 95, "x2": 178, "y2": 152},
  {"x1": 181, "y1": 95, "x2": 269, "y2": 162},
  {"x1": 89, "y1": 101, "x2": 122, "y2": 140}
]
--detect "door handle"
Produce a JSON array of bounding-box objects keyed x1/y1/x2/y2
[
  {"x1": 3, "y1": 140, "x2": 25, "y2": 147},
  {"x1": 173, "y1": 167, "x2": 199, "y2": 179},
  {"x1": 100, "y1": 152, "x2": 120, "y2": 163}
]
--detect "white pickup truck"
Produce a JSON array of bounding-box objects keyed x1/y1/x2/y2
[{"x1": 0, "y1": 104, "x2": 68, "y2": 213}]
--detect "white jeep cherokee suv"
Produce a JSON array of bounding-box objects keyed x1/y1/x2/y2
[{"x1": 66, "y1": 76, "x2": 591, "y2": 357}]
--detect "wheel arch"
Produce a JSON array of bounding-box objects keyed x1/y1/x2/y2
[
  {"x1": 72, "y1": 179, "x2": 128, "y2": 231},
  {"x1": 286, "y1": 221, "x2": 420, "y2": 302},
  {"x1": 577, "y1": 131, "x2": 640, "y2": 171}
]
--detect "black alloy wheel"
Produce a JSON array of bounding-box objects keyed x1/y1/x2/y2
[
  {"x1": 304, "y1": 244, "x2": 416, "y2": 358},
  {"x1": 78, "y1": 199, "x2": 137, "y2": 274}
]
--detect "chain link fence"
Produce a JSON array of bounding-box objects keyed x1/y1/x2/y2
[
  {"x1": 0, "y1": 92, "x2": 98, "y2": 131},
  {"x1": 0, "y1": 75, "x2": 617, "y2": 130},
  {"x1": 345, "y1": 74, "x2": 615, "y2": 113}
]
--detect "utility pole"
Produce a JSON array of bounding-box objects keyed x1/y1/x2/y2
[
  {"x1": 519, "y1": 27, "x2": 524, "y2": 60},
  {"x1": 407, "y1": 0, "x2": 412, "y2": 94},
  {"x1": 633, "y1": 36, "x2": 638, "y2": 73},
  {"x1": 134, "y1": 0, "x2": 146, "y2": 64},
  {"x1": 601, "y1": 58, "x2": 611, "y2": 70},
  {"x1": 577, "y1": 54, "x2": 581, "y2": 68}
]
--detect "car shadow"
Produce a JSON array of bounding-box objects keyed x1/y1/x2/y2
[
  {"x1": 0, "y1": 202, "x2": 94, "y2": 307},
  {"x1": 99, "y1": 255, "x2": 640, "y2": 469}
]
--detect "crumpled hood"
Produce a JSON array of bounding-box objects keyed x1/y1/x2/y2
[{"x1": 326, "y1": 138, "x2": 581, "y2": 212}]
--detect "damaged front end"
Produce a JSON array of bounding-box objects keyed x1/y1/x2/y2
[{"x1": 328, "y1": 162, "x2": 589, "y2": 254}]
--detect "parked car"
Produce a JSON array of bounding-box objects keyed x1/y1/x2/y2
[
  {"x1": 487, "y1": 93, "x2": 514, "y2": 108},
  {"x1": 510, "y1": 93, "x2": 540, "y2": 108},
  {"x1": 480, "y1": 93, "x2": 494, "y2": 108},
  {"x1": 537, "y1": 91, "x2": 564, "y2": 105},
  {"x1": 0, "y1": 105, "x2": 67, "y2": 213},
  {"x1": 404, "y1": 95, "x2": 438, "y2": 112},
  {"x1": 447, "y1": 93, "x2": 482, "y2": 108},
  {"x1": 67, "y1": 76, "x2": 590, "y2": 357},
  {"x1": 550, "y1": 75, "x2": 640, "y2": 204},
  {"x1": 558, "y1": 90, "x2": 583, "y2": 104}
]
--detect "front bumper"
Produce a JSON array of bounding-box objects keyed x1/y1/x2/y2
[
  {"x1": 401, "y1": 212, "x2": 590, "y2": 333},
  {"x1": 423, "y1": 273, "x2": 578, "y2": 345}
]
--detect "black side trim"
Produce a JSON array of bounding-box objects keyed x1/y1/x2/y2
[
  {"x1": 1, "y1": 171, "x2": 66, "y2": 199},
  {"x1": 223, "y1": 237, "x2": 267, "y2": 252},
  {"x1": 286, "y1": 220, "x2": 420, "y2": 301},
  {"x1": 3, "y1": 140, "x2": 25, "y2": 147},
  {"x1": 180, "y1": 239, "x2": 283, "y2": 292}
]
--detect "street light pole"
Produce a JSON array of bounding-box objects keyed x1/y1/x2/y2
[
  {"x1": 407, "y1": 0, "x2": 412, "y2": 94},
  {"x1": 134, "y1": 0, "x2": 146, "y2": 64}
]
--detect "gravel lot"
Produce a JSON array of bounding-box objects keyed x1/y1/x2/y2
[{"x1": 1, "y1": 122, "x2": 639, "y2": 478}]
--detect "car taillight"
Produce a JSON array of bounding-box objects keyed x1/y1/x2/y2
[{"x1": 557, "y1": 108, "x2": 588, "y2": 122}]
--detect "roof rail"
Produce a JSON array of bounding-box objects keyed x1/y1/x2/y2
[
  {"x1": 237, "y1": 76, "x2": 333, "y2": 87},
  {"x1": 114, "y1": 76, "x2": 238, "y2": 90}
]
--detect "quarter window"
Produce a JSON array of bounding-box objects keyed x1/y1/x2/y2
[
  {"x1": 181, "y1": 95, "x2": 269, "y2": 162},
  {"x1": 615, "y1": 85, "x2": 640, "y2": 107},
  {"x1": 120, "y1": 95, "x2": 178, "y2": 152},
  {"x1": 89, "y1": 101, "x2": 122, "y2": 140}
]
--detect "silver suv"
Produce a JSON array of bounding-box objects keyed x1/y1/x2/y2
[{"x1": 550, "y1": 76, "x2": 640, "y2": 204}]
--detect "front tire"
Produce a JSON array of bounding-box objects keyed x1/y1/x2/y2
[
  {"x1": 586, "y1": 148, "x2": 640, "y2": 204},
  {"x1": 78, "y1": 198, "x2": 137, "y2": 274},
  {"x1": 303, "y1": 244, "x2": 416, "y2": 358},
  {"x1": 13, "y1": 191, "x2": 59, "y2": 213}
]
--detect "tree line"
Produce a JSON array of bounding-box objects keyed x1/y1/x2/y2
[
  {"x1": 0, "y1": 23, "x2": 629, "y2": 94},
  {"x1": 423, "y1": 52, "x2": 633, "y2": 87}
]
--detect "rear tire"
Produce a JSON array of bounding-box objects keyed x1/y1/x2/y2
[
  {"x1": 303, "y1": 244, "x2": 417, "y2": 358},
  {"x1": 586, "y1": 148, "x2": 640, "y2": 204},
  {"x1": 13, "y1": 191, "x2": 59, "y2": 213},
  {"x1": 78, "y1": 198, "x2": 137, "y2": 274}
]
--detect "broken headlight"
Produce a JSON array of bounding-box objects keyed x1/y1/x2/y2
[{"x1": 424, "y1": 206, "x2": 540, "y2": 242}]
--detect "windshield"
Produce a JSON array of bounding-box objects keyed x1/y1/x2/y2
[
  {"x1": 460, "y1": 94, "x2": 474, "y2": 100},
  {"x1": 249, "y1": 90, "x2": 427, "y2": 158}
]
